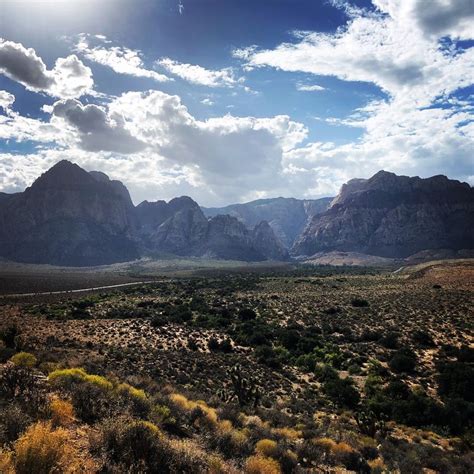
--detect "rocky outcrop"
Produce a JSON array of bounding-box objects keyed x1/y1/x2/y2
[
  {"x1": 0, "y1": 161, "x2": 139, "y2": 266},
  {"x1": 252, "y1": 221, "x2": 289, "y2": 261},
  {"x1": 200, "y1": 215, "x2": 260, "y2": 260},
  {"x1": 0, "y1": 161, "x2": 288, "y2": 265},
  {"x1": 203, "y1": 196, "x2": 332, "y2": 248},
  {"x1": 136, "y1": 196, "x2": 206, "y2": 254},
  {"x1": 292, "y1": 171, "x2": 474, "y2": 258},
  {"x1": 138, "y1": 203, "x2": 288, "y2": 261},
  {"x1": 148, "y1": 200, "x2": 209, "y2": 255}
]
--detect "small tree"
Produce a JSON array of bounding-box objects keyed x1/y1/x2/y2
[{"x1": 218, "y1": 364, "x2": 261, "y2": 407}]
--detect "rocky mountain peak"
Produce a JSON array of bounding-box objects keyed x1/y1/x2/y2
[
  {"x1": 293, "y1": 171, "x2": 474, "y2": 258},
  {"x1": 168, "y1": 196, "x2": 200, "y2": 213},
  {"x1": 252, "y1": 220, "x2": 289, "y2": 260},
  {"x1": 29, "y1": 160, "x2": 94, "y2": 191}
]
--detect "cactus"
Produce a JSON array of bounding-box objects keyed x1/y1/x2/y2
[
  {"x1": 354, "y1": 409, "x2": 388, "y2": 438},
  {"x1": 218, "y1": 364, "x2": 261, "y2": 407}
]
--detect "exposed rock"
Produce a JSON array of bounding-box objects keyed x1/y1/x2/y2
[
  {"x1": 203, "y1": 196, "x2": 332, "y2": 248},
  {"x1": 138, "y1": 203, "x2": 287, "y2": 261},
  {"x1": 252, "y1": 221, "x2": 289, "y2": 260},
  {"x1": 150, "y1": 201, "x2": 209, "y2": 255},
  {"x1": 0, "y1": 160, "x2": 138, "y2": 266},
  {"x1": 2, "y1": 163, "x2": 471, "y2": 266},
  {"x1": 292, "y1": 171, "x2": 474, "y2": 258},
  {"x1": 0, "y1": 160, "x2": 288, "y2": 265},
  {"x1": 201, "y1": 214, "x2": 260, "y2": 260}
]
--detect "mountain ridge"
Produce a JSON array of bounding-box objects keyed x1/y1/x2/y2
[
  {"x1": 293, "y1": 170, "x2": 474, "y2": 258},
  {"x1": 203, "y1": 196, "x2": 332, "y2": 247},
  {"x1": 0, "y1": 161, "x2": 288, "y2": 265},
  {"x1": 0, "y1": 162, "x2": 472, "y2": 265}
]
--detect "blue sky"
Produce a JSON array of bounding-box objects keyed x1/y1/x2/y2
[{"x1": 0, "y1": 0, "x2": 472, "y2": 205}]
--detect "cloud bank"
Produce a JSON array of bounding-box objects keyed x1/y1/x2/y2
[{"x1": 0, "y1": 0, "x2": 472, "y2": 206}]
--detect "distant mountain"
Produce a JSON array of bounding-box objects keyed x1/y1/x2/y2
[
  {"x1": 0, "y1": 161, "x2": 288, "y2": 266},
  {"x1": 138, "y1": 198, "x2": 288, "y2": 261},
  {"x1": 251, "y1": 220, "x2": 289, "y2": 260},
  {"x1": 2, "y1": 163, "x2": 471, "y2": 266},
  {"x1": 0, "y1": 161, "x2": 139, "y2": 266},
  {"x1": 202, "y1": 196, "x2": 332, "y2": 247},
  {"x1": 292, "y1": 171, "x2": 474, "y2": 258}
]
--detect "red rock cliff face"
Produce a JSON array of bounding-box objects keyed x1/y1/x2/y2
[{"x1": 292, "y1": 171, "x2": 474, "y2": 258}]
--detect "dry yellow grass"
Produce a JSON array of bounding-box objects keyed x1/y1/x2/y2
[
  {"x1": 9, "y1": 422, "x2": 81, "y2": 473},
  {"x1": 217, "y1": 419, "x2": 233, "y2": 433},
  {"x1": 169, "y1": 392, "x2": 192, "y2": 410},
  {"x1": 0, "y1": 450, "x2": 14, "y2": 474},
  {"x1": 245, "y1": 455, "x2": 282, "y2": 474},
  {"x1": 229, "y1": 429, "x2": 249, "y2": 449},
  {"x1": 368, "y1": 457, "x2": 386, "y2": 473},
  {"x1": 331, "y1": 441, "x2": 354, "y2": 455},
  {"x1": 272, "y1": 427, "x2": 302, "y2": 440},
  {"x1": 169, "y1": 393, "x2": 219, "y2": 428},
  {"x1": 50, "y1": 398, "x2": 75, "y2": 427},
  {"x1": 313, "y1": 437, "x2": 337, "y2": 452},
  {"x1": 255, "y1": 439, "x2": 278, "y2": 457}
]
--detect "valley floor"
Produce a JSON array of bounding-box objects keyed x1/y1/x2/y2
[{"x1": 0, "y1": 260, "x2": 472, "y2": 472}]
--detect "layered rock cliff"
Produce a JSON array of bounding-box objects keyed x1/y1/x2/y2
[
  {"x1": 203, "y1": 196, "x2": 332, "y2": 248},
  {"x1": 0, "y1": 160, "x2": 139, "y2": 266},
  {"x1": 292, "y1": 171, "x2": 474, "y2": 258}
]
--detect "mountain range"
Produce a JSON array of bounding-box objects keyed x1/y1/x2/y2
[
  {"x1": 0, "y1": 161, "x2": 472, "y2": 266},
  {"x1": 0, "y1": 161, "x2": 287, "y2": 265}
]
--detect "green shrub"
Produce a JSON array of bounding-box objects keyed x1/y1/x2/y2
[
  {"x1": 71, "y1": 382, "x2": 116, "y2": 423},
  {"x1": 99, "y1": 418, "x2": 212, "y2": 473},
  {"x1": 0, "y1": 404, "x2": 32, "y2": 444},
  {"x1": 412, "y1": 330, "x2": 435, "y2": 348},
  {"x1": 314, "y1": 363, "x2": 339, "y2": 382},
  {"x1": 10, "y1": 352, "x2": 37, "y2": 368},
  {"x1": 48, "y1": 368, "x2": 116, "y2": 422},
  {"x1": 351, "y1": 298, "x2": 369, "y2": 307},
  {"x1": 379, "y1": 331, "x2": 399, "y2": 349},
  {"x1": 0, "y1": 364, "x2": 47, "y2": 413},
  {"x1": 437, "y1": 362, "x2": 474, "y2": 402},
  {"x1": 323, "y1": 375, "x2": 360, "y2": 408},
  {"x1": 239, "y1": 308, "x2": 257, "y2": 321},
  {"x1": 0, "y1": 325, "x2": 19, "y2": 349},
  {"x1": 48, "y1": 368, "x2": 113, "y2": 391},
  {"x1": 117, "y1": 383, "x2": 151, "y2": 417},
  {"x1": 389, "y1": 348, "x2": 417, "y2": 373}
]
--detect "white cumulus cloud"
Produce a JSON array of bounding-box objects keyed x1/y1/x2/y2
[
  {"x1": 74, "y1": 34, "x2": 170, "y2": 82},
  {"x1": 234, "y1": 0, "x2": 474, "y2": 192},
  {"x1": 0, "y1": 39, "x2": 93, "y2": 98},
  {"x1": 157, "y1": 57, "x2": 244, "y2": 88}
]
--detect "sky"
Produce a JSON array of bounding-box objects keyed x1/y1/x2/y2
[{"x1": 0, "y1": 0, "x2": 473, "y2": 206}]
